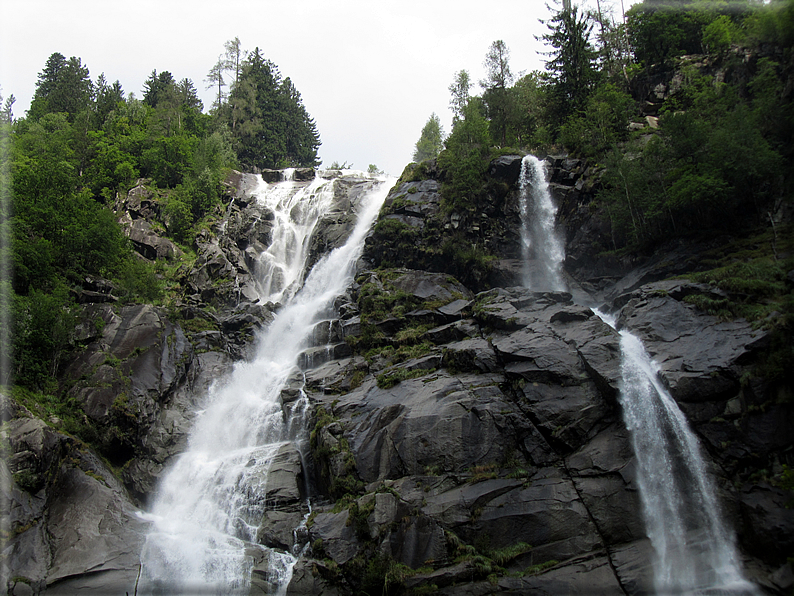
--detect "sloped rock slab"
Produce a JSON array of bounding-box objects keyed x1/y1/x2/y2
[
  {"x1": 616, "y1": 281, "x2": 771, "y2": 404},
  {"x1": 331, "y1": 372, "x2": 538, "y2": 482}
]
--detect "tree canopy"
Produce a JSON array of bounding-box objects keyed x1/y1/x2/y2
[
  {"x1": 222, "y1": 47, "x2": 320, "y2": 170},
  {"x1": 3, "y1": 42, "x2": 321, "y2": 390}
]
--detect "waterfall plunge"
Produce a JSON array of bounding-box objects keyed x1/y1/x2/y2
[
  {"x1": 518, "y1": 155, "x2": 565, "y2": 292},
  {"x1": 596, "y1": 311, "x2": 757, "y2": 596},
  {"x1": 138, "y1": 172, "x2": 393, "y2": 595}
]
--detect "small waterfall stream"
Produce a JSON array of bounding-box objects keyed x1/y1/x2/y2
[
  {"x1": 518, "y1": 155, "x2": 565, "y2": 292},
  {"x1": 138, "y1": 171, "x2": 393, "y2": 595},
  {"x1": 596, "y1": 311, "x2": 757, "y2": 595}
]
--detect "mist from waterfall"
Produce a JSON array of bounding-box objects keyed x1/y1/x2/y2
[
  {"x1": 596, "y1": 310, "x2": 757, "y2": 596},
  {"x1": 518, "y1": 155, "x2": 565, "y2": 292},
  {"x1": 137, "y1": 172, "x2": 393, "y2": 595}
]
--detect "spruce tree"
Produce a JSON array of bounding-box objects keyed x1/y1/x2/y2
[{"x1": 413, "y1": 113, "x2": 444, "y2": 162}]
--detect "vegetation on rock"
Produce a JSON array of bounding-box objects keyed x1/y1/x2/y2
[{"x1": 1, "y1": 39, "x2": 320, "y2": 450}]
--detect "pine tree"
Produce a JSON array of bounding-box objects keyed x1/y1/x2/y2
[
  {"x1": 480, "y1": 40, "x2": 514, "y2": 146},
  {"x1": 226, "y1": 48, "x2": 320, "y2": 169},
  {"x1": 539, "y1": 4, "x2": 598, "y2": 129},
  {"x1": 449, "y1": 70, "x2": 472, "y2": 125},
  {"x1": 29, "y1": 53, "x2": 93, "y2": 121},
  {"x1": 205, "y1": 57, "x2": 227, "y2": 111},
  {"x1": 413, "y1": 113, "x2": 444, "y2": 162}
]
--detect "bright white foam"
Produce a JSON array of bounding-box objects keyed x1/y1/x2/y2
[
  {"x1": 595, "y1": 310, "x2": 757, "y2": 596},
  {"x1": 138, "y1": 172, "x2": 394, "y2": 595},
  {"x1": 519, "y1": 155, "x2": 566, "y2": 292}
]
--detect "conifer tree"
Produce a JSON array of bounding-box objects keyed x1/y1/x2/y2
[
  {"x1": 480, "y1": 40, "x2": 514, "y2": 146},
  {"x1": 539, "y1": 3, "x2": 598, "y2": 129},
  {"x1": 448, "y1": 70, "x2": 472, "y2": 125},
  {"x1": 226, "y1": 48, "x2": 320, "y2": 169},
  {"x1": 413, "y1": 113, "x2": 444, "y2": 162},
  {"x1": 28, "y1": 53, "x2": 93, "y2": 121}
]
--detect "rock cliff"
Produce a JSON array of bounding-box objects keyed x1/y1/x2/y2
[{"x1": 2, "y1": 160, "x2": 792, "y2": 595}]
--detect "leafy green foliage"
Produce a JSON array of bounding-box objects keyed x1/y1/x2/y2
[
  {"x1": 480, "y1": 40, "x2": 515, "y2": 146},
  {"x1": 28, "y1": 53, "x2": 93, "y2": 122},
  {"x1": 6, "y1": 50, "x2": 247, "y2": 393},
  {"x1": 438, "y1": 99, "x2": 492, "y2": 213},
  {"x1": 559, "y1": 83, "x2": 636, "y2": 156},
  {"x1": 11, "y1": 288, "x2": 76, "y2": 392},
  {"x1": 597, "y1": 57, "x2": 788, "y2": 250},
  {"x1": 627, "y1": 3, "x2": 714, "y2": 65}
]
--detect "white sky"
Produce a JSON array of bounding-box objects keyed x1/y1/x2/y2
[{"x1": 1, "y1": 0, "x2": 635, "y2": 176}]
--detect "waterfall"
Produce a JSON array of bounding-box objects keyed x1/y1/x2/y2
[
  {"x1": 138, "y1": 172, "x2": 394, "y2": 595},
  {"x1": 596, "y1": 311, "x2": 757, "y2": 595},
  {"x1": 252, "y1": 175, "x2": 335, "y2": 304},
  {"x1": 518, "y1": 155, "x2": 565, "y2": 291}
]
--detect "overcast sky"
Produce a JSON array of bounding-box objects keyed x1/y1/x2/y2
[{"x1": 1, "y1": 0, "x2": 635, "y2": 176}]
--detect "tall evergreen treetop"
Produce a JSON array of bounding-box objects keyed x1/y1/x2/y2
[
  {"x1": 225, "y1": 47, "x2": 319, "y2": 170},
  {"x1": 29, "y1": 53, "x2": 93, "y2": 121},
  {"x1": 539, "y1": 4, "x2": 598, "y2": 127},
  {"x1": 413, "y1": 113, "x2": 444, "y2": 162}
]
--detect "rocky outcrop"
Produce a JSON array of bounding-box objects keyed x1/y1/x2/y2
[
  {"x1": 291, "y1": 266, "x2": 791, "y2": 593},
  {"x1": 364, "y1": 163, "x2": 524, "y2": 291},
  {"x1": 115, "y1": 183, "x2": 183, "y2": 261},
  {"x1": 4, "y1": 160, "x2": 791, "y2": 596},
  {"x1": 280, "y1": 156, "x2": 792, "y2": 593},
  {"x1": 294, "y1": 282, "x2": 641, "y2": 593},
  {"x1": 1, "y1": 394, "x2": 147, "y2": 595}
]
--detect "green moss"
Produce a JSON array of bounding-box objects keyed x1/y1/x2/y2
[
  {"x1": 349, "y1": 370, "x2": 366, "y2": 390},
  {"x1": 522, "y1": 560, "x2": 559, "y2": 576},
  {"x1": 12, "y1": 470, "x2": 43, "y2": 493},
  {"x1": 488, "y1": 542, "x2": 532, "y2": 566},
  {"x1": 376, "y1": 366, "x2": 436, "y2": 389}
]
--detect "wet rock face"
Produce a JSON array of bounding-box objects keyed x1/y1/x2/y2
[
  {"x1": 612, "y1": 279, "x2": 794, "y2": 568},
  {"x1": 1, "y1": 395, "x2": 147, "y2": 595},
  {"x1": 293, "y1": 262, "x2": 793, "y2": 594},
  {"x1": 7, "y1": 164, "x2": 792, "y2": 595},
  {"x1": 299, "y1": 280, "x2": 659, "y2": 593}
]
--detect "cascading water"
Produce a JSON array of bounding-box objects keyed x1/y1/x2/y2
[
  {"x1": 596, "y1": 310, "x2": 757, "y2": 596},
  {"x1": 518, "y1": 155, "x2": 565, "y2": 291},
  {"x1": 138, "y1": 171, "x2": 394, "y2": 595},
  {"x1": 253, "y1": 173, "x2": 334, "y2": 304}
]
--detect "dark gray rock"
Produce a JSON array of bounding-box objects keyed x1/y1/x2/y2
[
  {"x1": 390, "y1": 269, "x2": 474, "y2": 303},
  {"x1": 458, "y1": 471, "x2": 603, "y2": 562},
  {"x1": 739, "y1": 483, "x2": 794, "y2": 565},
  {"x1": 488, "y1": 155, "x2": 523, "y2": 186},
  {"x1": 379, "y1": 514, "x2": 448, "y2": 568},
  {"x1": 616, "y1": 280, "x2": 771, "y2": 404},
  {"x1": 286, "y1": 558, "x2": 346, "y2": 595},
  {"x1": 1, "y1": 403, "x2": 147, "y2": 596},
  {"x1": 442, "y1": 338, "x2": 500, "y2": 373},
  {"x1": 308, "y1": 509, "x2": 360, "y2": 565},
  {"x1": 496, "y1": 554, "x2": 626, "y2": 595},
  {"x1": 609, "y1": 539, "x2": 656, "y2": 595},
  {"x1": 329, "y1": 371, "x2": 536, "y2": 481}
]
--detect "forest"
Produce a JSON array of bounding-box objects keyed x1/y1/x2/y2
[
  {"x1": 408, "y1": 0, "x2": 793, "y2": 343},
  {"x1": 0, "y1": 39, "x2": 320, "y2": 393},
  {"x1": 1, "y1": 0, "x2": 792, "y2": 430},
  {"x1": 414, "y1": 0, "x2": 792, "y2": 247}
]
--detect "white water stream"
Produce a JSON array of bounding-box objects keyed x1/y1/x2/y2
[
  {"x1": 518, "y1": 155, "x2": 565, "y2": 292},
  {"x1": 596, "y1": 311, "x2": 757, "y2": 595},
  {"x1": 138, "y1": 171, "x2": 393, "y2": 595}
]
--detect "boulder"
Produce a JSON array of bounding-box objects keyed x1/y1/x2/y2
[
  {"x1": 616, "y1": 281, "x2": 771, "y2": 405},
  {"x1": 488, "y1": 155, "x2": 524, "y2": 186}
]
